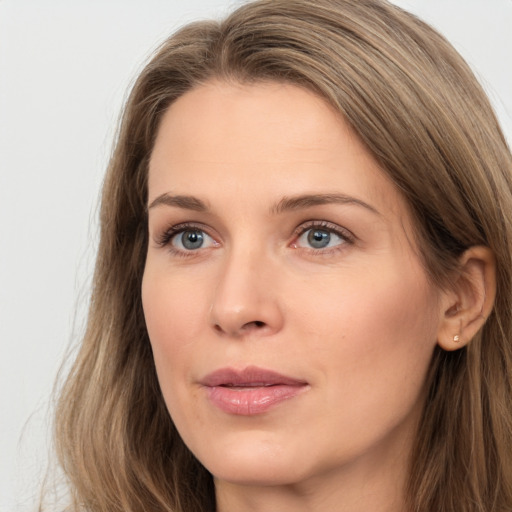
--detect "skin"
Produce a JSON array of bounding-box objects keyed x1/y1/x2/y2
[{"x1": 142, "y1": 81, "x2": 454, "y2": 512}]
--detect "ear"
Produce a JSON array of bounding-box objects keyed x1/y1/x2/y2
[{"x1": 437, "y1": 246, "x2": 496, "y2": 351}]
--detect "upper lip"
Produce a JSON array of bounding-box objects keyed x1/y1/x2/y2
[{"x1": 200, "y1": 366, "x2": 308, "y2": 387}]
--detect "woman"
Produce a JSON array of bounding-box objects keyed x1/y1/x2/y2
[{"x1": 53, "y1": 0, "x2": 512, "y2": 511}]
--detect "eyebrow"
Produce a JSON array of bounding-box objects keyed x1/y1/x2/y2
[
  {"x1": 148, "y1": 193, "x2": 209, "y2": 212},
  {"x1": 271, "y1": 193, "x2": 380, "y2": 216},
  {"x1": 148, "y1": 192, "x2": 380, "y2": 216}
]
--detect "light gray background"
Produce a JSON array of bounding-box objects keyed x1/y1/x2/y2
[{"x1": 1, "y1": 1, "x2": 511, "y2": 511}]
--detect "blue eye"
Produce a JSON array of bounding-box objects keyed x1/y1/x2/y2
[
  {"x1": 306, "y1": 229, "x2": 333, "y2": 249},
  {"x1": 295, "y1": 225, "x2": 348, "y2": 250},
  {"x1": 171, "y1": 229, "x2": 215, "y2": 251}
]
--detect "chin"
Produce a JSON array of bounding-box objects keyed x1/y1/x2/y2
[
  {"x1": 209, "y1": 459, "x2": 306, "y2": 487},
  {"x1": 192, "y1": 431, "x2": 312, "y2": 486}
]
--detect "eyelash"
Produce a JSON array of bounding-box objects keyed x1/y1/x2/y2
[
  {"x1": 292, "y1": 220, "x2": 355, "y2": 253},
  {"x1": 156, "y1": 222, "x2": 215, "y2": 258},
  {"x1": 155, "y1": 220, "x2": 355, "y2": 257}
]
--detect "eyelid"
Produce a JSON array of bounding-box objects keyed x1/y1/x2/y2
[
  {"x1": 292, "y1": 220, "x2": 356, "y2": 244},
  {"x1": 155, "y1": 222, "x2": 218, "y2": 248},
  {"x1": 153, "y1": 219, "x2": 355, "y2": 256}
]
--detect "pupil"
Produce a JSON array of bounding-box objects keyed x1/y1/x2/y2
[
  {"x1": 182, "y1": 230, "x2": 204, "y2": 249},
  {"x1": 308, "y1": 229, "x2": 330, "y2": 248}
]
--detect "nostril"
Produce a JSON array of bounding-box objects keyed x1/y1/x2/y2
[
  {"x1": 213, "y1": 319, "x2": 267, "y2": 336},
  {"x1": 241, "y1": 320, "x2": 266, "y2": 331}
]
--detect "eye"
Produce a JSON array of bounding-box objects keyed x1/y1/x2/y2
[
  {"x1": 298, "y1": 228, "x2": 342, "y2": 249},
  {"x1": 171, "y1": 228, "x2": 215, "y2": 251},
  {"x1": 292, "y1": 221, "x2": 354, "y2": 251},
  {"x1": 155, "y1": 222, "x2": 219, "y2": 255},
  {"x1": 305, "y1": 228, "x2": 337, "y2": 249}
]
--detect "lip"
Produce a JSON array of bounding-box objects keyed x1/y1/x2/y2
[{"x1": 200, "y1": 366, "x2": 309, "y2": 416}]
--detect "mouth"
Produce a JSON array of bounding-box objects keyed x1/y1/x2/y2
[{"x1": 200, "y1": 366, "x2": 309, "y2": 416}]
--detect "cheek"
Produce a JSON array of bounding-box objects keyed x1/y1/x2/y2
[
  {"x1": 290, "y1": 262, "x2": 439, "y2": 431},
  {"x1": 335, "y1": 281, "x2": 438, "y2": 396},
  {"x1": 292, "y1": 260, "x2": 439, "y2": 352},
  {"x1": 141, "y1": 269, "x2": 211, "y2": 443},
  {"x1": 141, "y1": 268, "x2": 208, "y2": 388}
]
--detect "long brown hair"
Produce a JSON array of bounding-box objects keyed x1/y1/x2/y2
[{"x1": 53, "y1": 1, "x2": 512, "y2": 511}]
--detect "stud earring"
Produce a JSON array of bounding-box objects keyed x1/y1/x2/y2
[{"x1": 453, "y1": 334, "x2": 460, "y2": 342}]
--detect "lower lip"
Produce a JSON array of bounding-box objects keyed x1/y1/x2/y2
[{"x1": 204, "y1": 384, "x2": 307, "y2": 415}]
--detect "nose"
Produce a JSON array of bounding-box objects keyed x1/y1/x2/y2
[{"x1": 210, "y1": 247, "x2": 284, "y2": 338}]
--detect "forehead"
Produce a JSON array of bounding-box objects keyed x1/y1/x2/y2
[{"x1": 148, "y1": 81, "x2": 406, "y2": 220}]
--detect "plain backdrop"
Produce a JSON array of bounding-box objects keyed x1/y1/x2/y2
[{"x1": 0, "y1": 1, "x2": 510, "y2": 511}]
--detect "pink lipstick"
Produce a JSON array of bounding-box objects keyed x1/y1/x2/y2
[{"x1": 200, "y1": 366, "x2": 308, "y2": 415}]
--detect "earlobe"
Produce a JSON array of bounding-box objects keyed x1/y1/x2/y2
[{"x1": 437, "y1": 246, "x2": 496, "y2": 351}]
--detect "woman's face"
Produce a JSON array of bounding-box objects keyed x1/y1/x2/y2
[{"x1": 142, "y1": 81, "x2": 446, "y2": 489}]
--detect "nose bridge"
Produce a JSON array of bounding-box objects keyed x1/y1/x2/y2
[{"x1": 210, "y1": 241, "x2": 283, "y2": 337}]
